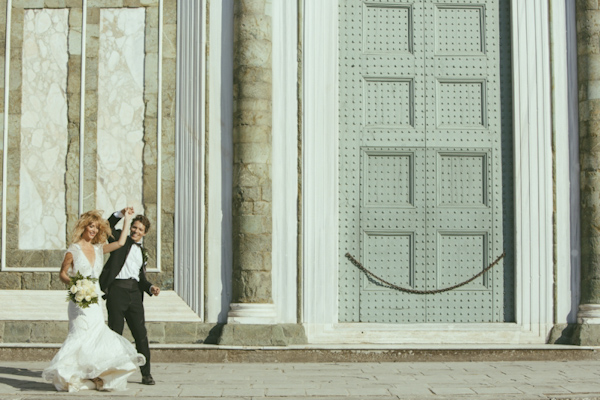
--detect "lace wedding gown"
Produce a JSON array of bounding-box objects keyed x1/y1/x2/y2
[{"x1": 42, "y1": 243, "x2": 146, "y2": 392}]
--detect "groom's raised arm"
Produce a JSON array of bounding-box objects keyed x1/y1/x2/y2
[{"x1": 108, "y1": 210, "x2": 124, "y2": 243}]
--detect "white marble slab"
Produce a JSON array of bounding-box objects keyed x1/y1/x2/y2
[
  {"x1": 0, "y1": 290, "x2": 201, "y2": 322},
  {"x1": 96, "y1": 8, "x2": 146, "y2": 217},
  {"x1": 19, "y1": 9, "x2": 69, "y2": 250}
]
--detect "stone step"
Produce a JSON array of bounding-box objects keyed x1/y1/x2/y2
[
  {"x1": 0, "y1": 290, "x2": 312, "y2": 346},
  {"x1": 0, "y1": 290, "x2": 200, "y2": 322},
  {"x1": 1, "y1": 343, "x2": 599, "y2": 363},
  {"x1": 0, "y1": 320, "x2": 309, "y2": 346},
  {"x1": 0, "y1": 289, "x2": 217, "y2": 344},
  {"x1": 0, "y1": 320, "x2": 221, "y2": 344}
]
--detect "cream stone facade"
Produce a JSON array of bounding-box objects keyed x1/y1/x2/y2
[
  {"x1": 0, "y1": 0, "x2": 596, "y2": 347},
  {"x1": 96, "y1": 8, "x2": 145, "y2": 217},
  {"x1": 19, "y1": 8, "x2": 68, "y2": 250},
  {"x1": 0, "y1": 0, "x2": 174, "y2": 286}
]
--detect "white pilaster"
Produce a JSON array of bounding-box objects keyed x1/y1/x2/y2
[
  {"x1": 272, "y1": 0, "x2": 299, "y2": 324},
  {"x1": 174, "y1": 0, "x2": 206, "y2": 316},
  {"x1": 302, "y1": 0, "x2": 339, "y2": 326},
  {"x1": 550, "y1": 0, "x2": 580, "y2": 324},
  {"x1": 511, "y1": 0, "x2": 554, "y2": 336},
  {"x1": 205, "y1": 0, "x2": 234, "y2": 323}
]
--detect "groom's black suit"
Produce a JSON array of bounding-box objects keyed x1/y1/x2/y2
[{"x1": 100, "y1": 213, "x2": 154, "y2": 377}]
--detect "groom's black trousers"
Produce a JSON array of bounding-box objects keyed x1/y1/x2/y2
[{"x1": 106, "y1": 279, "x2": 151, "y2": 376}]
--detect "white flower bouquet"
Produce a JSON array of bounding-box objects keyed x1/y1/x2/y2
[{"x1": 66, "y1": 272, "x2": 99, "y2": 309}]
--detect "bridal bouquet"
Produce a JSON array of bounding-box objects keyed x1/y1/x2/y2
[{"x1": 66, "y1": 272, "x2": 99, "y2": 309}]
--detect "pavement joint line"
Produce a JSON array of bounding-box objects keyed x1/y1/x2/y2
[{"x1": 1, "y1": 343, "x2": 599, "y2": 350}]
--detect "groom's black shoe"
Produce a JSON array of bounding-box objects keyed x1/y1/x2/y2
[{"x1": 142, "y1": 375, "x2": 155, "y2": 385}]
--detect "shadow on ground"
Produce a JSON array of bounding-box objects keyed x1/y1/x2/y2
[{"x1": 0, "y1": 366, "x2": 54, "y2": 392}]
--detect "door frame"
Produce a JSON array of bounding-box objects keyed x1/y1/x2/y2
[{"x1": 302, "y1": 0, "x2": 569, "y2": 343}]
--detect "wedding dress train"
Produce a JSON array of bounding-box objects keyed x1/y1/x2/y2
[{"x1": 42, "y1": 243, "x2": 146, "y2": 392}]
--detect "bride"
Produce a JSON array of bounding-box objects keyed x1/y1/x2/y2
[{"x1": 42, "y1": 209, "x2": 146, "y2": 392}]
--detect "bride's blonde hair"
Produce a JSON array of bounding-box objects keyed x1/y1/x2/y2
[{"x1": 71, "y1": 210, "x2": 112, "y2": 245}]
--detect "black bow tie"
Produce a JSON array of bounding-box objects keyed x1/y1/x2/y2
[{"x1": 134, "y1": 242, "x2": 143, "y2": 248}]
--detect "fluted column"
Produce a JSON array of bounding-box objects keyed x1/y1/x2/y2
[
  {"x1": 576, "y1": 1, "x2": 600, "y2": 344},
  {"x1": 228, "y1": 0, "x2": 276, "y2": 324}
]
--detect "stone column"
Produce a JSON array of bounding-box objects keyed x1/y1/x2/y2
[
  {"x1": 227, "y1": 0, "x2": 276, "y2": 324},
  {"x1": 576, "y1": 1, "x2": 600, "y2": 345}
]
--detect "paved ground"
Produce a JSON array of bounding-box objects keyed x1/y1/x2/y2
[{"x1": 1, "y1": 361, "x2": 600, "y2": 399}]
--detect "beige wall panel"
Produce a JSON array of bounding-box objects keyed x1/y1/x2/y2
[
  {"x1": 19, "y1": 9, "x2": 68, "y2": 250},
  {"x1": 95, "y1": 8, "x2": 145, "y2": 217}
]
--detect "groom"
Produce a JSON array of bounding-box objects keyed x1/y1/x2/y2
[{"x1": 100, "y1": 207, "x2": 160, "y2": 386}]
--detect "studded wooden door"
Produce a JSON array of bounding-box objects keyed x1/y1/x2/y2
[{"x1": 338, "y1": 0, "x2": 514, "y2": 323}]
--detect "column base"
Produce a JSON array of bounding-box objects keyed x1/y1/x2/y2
[
  {"x1": 227, "y1": 303, "x2": 277, "y2": 324},
  {"x1": 218, "y1": 323, "x2": 308, "y2": 346},
  {"x1": 577, "y1": 304, "x2": 600, "y2": 324},
  {"x1": 548, "y1": 323, "x2": 578, "y2": 344},
  {"x1": 574, "y1": 304, "x2": 600, "y2": 345}
]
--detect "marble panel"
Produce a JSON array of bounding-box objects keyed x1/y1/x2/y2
[
  {"x1": 19, "y1": 9, "x2": 69, "y2": 250},
  {"x1": 96, "y1": 8, "x2": 145, "y2": 218}
]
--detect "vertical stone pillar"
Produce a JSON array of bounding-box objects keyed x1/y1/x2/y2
[
  {"x1": 228, "y1": 0, "x2": 276, "y2": 324},
  {"x1": 575, "y1": 1, "x2": 600, "y2": 345}
]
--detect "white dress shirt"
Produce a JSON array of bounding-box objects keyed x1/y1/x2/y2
[{"x1": 115, "y1": 243, "x2": 143, "y2": 281}]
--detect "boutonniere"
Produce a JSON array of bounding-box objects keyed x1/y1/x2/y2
[{"x1": 141, "y1": 246, "x2": 148, "y2": 265}]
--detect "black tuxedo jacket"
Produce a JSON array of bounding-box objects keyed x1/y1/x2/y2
[{"x1": 99, "y1": 213, "x2": 153, "y2": 297}]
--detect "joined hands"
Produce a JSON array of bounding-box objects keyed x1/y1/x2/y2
[{"x1": 121, "y1": 206, "x2": 134, "y2": 217}]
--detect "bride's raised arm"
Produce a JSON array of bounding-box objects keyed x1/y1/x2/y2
[{"x1": 102, "y1": 208, "x2": 134, "y2": 254}]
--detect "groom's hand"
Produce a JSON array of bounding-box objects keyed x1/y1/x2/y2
[
  {"x1": 120, "y1": 206, "x2": 134, "y2": 215},
  {"x1": 150, "y1": 285, "x2": 160, "y2": 296}
]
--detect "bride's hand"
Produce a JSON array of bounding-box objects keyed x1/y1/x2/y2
[
  {"x1": 103, "y1": 208, "x2": 135, "y2": 253},
  {"x1": 124, "y1": 208, "x2": 134, "y2": 221}
]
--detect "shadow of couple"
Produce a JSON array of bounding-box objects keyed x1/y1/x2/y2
[{"x1": 0, "y1": 366, "x2": 54, "y2": 392}]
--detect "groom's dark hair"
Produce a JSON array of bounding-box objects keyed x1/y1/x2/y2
[{"x1": 132, "y1": 215, "x2": 151, "y2": 233}]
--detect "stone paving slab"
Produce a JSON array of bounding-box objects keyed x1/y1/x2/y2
[{"x1": 1, "y1": 361, "x2": 600, "y2": 399}]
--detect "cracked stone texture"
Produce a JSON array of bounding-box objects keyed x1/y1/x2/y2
[
  {"x1": 577, "y1": 1, "x2": 600, "y2": 345},
  {"x1": 19, "y1": 9, "x2": 69, "y2": 250},
  {"x1": 231, "y1": 0, "x2": 273, "y2": 304},
  {"x1": 578, "y1": 2, "x2": 600, "y2": 307}
]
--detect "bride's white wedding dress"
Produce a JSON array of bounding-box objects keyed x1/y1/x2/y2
[{"x1": 42, "y1": 243, "x2": 146, "y2": 392}]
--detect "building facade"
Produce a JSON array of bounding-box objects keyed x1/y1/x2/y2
[{"x1": 0, "y1": 0, "x2": 593, "y2": 345}]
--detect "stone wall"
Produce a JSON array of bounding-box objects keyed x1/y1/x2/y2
[
  {"x1": 577, "y1": 0, "x2": 600, "y2": 304},
  {"x1": 0, "y1": 320, "x2": 223, "y2": 344},
  {"x1": 574, "y1": 0, "x2": 600, "y2": 345},
  {"x1": 231, "y1": 0, "x2": 274, "y2": 304},
  {"x1": 0, "y1": 320, "x2": 307, "y2": 345},
  {"x1": 0, "y1": 0, "x2": 176, "y2": 290}
]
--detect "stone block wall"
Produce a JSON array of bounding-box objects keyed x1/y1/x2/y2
[
  {"x1": 577, "y1": 0, "x2": 600, "y2": 306},
  {"x1": 231, "y1": 0, "x2": 274, "y2": 305},
  {"x1": 0, "y1": 321, "x2": 224, "y2": 344}
]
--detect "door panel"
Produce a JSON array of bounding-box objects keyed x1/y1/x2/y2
[{"x1": 339, "y1": 0, "x2": 512, "y2": 323}]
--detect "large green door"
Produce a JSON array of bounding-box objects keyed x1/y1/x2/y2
[{"x1": 338, "y1": 0, "x2": 513, "y2": 323}]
